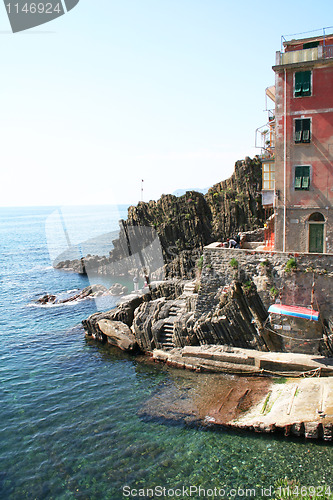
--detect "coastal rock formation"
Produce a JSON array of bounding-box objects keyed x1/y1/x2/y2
[
  {"x1": 55, "y1": 157, "x2": 265, "y2": 280},
  {"x1": 37, "y1": 284, "x2": 108, "y2": 305},
  {"x1": 83, "y1": 295, "x2": 145, "y2": 340},
  {"x1": 83, "y1": 280, "x2": 188, "y2": 350},
  {"x1": 172, "y1": 281, "x2": 279, "y2": 351},
  {"x1": 97, "y1": 319, "x2": 138, "y2": 352},
  {"x1": 82, "y1": 277, "x2": 277, "y2": 356}
]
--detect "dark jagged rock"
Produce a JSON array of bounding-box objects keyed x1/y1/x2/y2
[
  {"x1": 171, "y1": 281, "x2": 271, "y2": 351},
  {"x1": 82, "y1": 280, "x2": 187, "y2": 345},
  {"x1": 37, "y1": 284, "x2": 108, "y2": 305},
  {"x1": 37, "y1": 293, "x2": 57, "y2": 305},
  {"x1": 82, "y1": 277, "x2": 272, "y2": 355},
  {"x1": 132, "y1": 299, "x2": 167, "y2": 352},
  {"x1": 205, "y1": 157, "x2": 264, "y2": 242}
]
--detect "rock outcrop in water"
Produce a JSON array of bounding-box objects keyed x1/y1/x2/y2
[
  {"x1": 82, "y1": 280, "x2": 187, "y2": 348},
  {"x1": 37, "y1": 284, "x2": 109, "y2": 305},
  {"x1": 55, "y1": 157, "x2": 265, "y2": 280},
  {"x1": 83, "y1": 278, "x2": 276, "y2": 357}
]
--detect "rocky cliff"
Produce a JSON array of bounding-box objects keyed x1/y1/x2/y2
[
  {"x1": 55, "y1": 157, "x2": 265, "y2": 279},
  {"x1": 124, "y1": 156, "x2": 264, "y2": 277}
]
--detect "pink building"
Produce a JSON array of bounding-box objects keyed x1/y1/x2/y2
[{"x1": 260, "y1": 30, "x2": 333, "y2": 254}]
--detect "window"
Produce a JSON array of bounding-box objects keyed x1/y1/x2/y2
[
  {"x1": 262, "y1": 162, "x2": 275, "y2": 190},
  {"x1": 309, "y1": 212, "x2": 325, "y2": 222},
  {"x1": 295, "y1": 118, "x2": 311, "y2": 143},
  {"x1": 303, "y1": 41, "x2": 319, "y2": 49},
  {"x1": 295, "y1": 71, "x2": 311, "y2": 97},
  {"x1": 295, "y1": 166, "x2": 310, "y2": 190}
]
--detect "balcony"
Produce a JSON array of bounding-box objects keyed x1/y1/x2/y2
[{"x1": 276, "y1": 45, "x2": 333, "y2": 67}]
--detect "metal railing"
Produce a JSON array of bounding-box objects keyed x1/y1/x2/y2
[
  {"x1": 281, "y1": 26, "x2": 333, "y2": 52},
  {"x1": 323, "y1": 45, "x2": 333, "y2": 58}
]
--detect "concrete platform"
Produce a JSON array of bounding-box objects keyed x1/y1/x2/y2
[
  {"x1": 220, "y1": 377, "x2": 333, "y2": 440},
  {"x1": 150, "y1": 345, "x2": 333, "y2": 440},
  {"x1": 152, "y1": 345, "x2": 333, "y2": 377}
]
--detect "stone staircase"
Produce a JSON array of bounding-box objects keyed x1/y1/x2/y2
[
  {"x1": 158, "y1": 303, "x2": 184, "y2": 350},
  {"x1": 182, "y1": 281, "x2": 196, "y2": 296},
  {"x1": 158, "y1": 321, "x2": 175, "y2": 350},
  {"x1": 158, "y1": 281, "x2": 197, "y2": 350}
]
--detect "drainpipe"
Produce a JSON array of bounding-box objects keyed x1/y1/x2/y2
[{"x1": 283, "y1": 68, "x2": 287, "y2": 252}]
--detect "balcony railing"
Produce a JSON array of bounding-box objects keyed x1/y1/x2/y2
[
  {"x1": 277, "y1": 45, "x2": 333, "y2": 66},
  {"x1": 324, "y1": 45, "x2": 333, "y2": 58}
]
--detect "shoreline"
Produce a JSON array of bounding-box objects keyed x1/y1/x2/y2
[
  {"x1": 84, "y1": 333, "x2": 333, "y2": 441},
  {"x1": 78, "y1": 273, "x2": 333, "y2": 442}
]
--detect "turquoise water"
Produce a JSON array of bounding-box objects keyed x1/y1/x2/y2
[{"x1": 0, "y1": 206, "x2": 332, "y2": 500}]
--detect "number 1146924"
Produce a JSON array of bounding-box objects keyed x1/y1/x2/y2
[{"x1": 6, "y1": 3, "x2": 62, "y2": 14}]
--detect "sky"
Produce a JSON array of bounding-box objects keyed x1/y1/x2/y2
[{"x1": 0, "y1": 0, "x2": 333, "y2": 206}]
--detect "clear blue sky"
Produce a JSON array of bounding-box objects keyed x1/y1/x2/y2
[{"x1": 0, "y1": 0, "x2": 332, "y2": 206}]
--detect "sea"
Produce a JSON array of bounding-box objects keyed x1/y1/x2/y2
[{"x1": 0, "y1": 205, "x2": 332, "y2": 500}]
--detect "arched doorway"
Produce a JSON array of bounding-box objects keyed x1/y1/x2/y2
[{"x1": 308, "y1": 212, "x2": 325, "y2": 253}]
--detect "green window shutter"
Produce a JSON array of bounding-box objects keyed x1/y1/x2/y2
[
  {"x1": 302, "y1": 176, "x2": 309, "y2": 189},
  {"x1": 303, "y1": 129, "x2": 310, "y2": 142},
  {"x1": 295, "y1": 119, "x2": 302, "y2": 142},
  {"x1": 295, "y1": 119, "x2": 311, "y2": 143},
  {"x1": 295, "y1": 72, "x2": 303, "y2": 96},
  {"x1": 295, "y1": 166, "x2": 302, "y2": 177},
  {"x1": 302, "y1": 71, "x2": 311, "y2": 95},
  {"x1": 295, "y1": 166, "x2": 310, "y2": 190},
  {"x1": 295, "y1": 176, "x2": 302, "y2": 188},
  {"x1": 295, "y1": 71, "x2": 311, "y2": 96},
  {"x1": 303, "y1": 166, "x2": 310, "y2": 188}
]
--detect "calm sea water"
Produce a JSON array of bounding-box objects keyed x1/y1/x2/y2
[{"x1": 0, "y1": 205, "x2": 332, "y2": 500}]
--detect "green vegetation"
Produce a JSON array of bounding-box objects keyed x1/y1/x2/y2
[
  {"x1": 274, "y1": 377, "x2": 288, "y2": 384},
  {"x1": 270, "y1": 286, "x2": 279, "y2": 299},
  {"x1": 229, "y1": 258, "x2": 239, "y2": 270},
  {"x1": 243, "y1": 280, "x2": 255, "y2": 291},
  {"x1": 260, "y1": 390, "x2": 272, "y2": 415},
  {"x1": 285, "y1": 258, "x2": 297, "y2": 273},
  {"x1": 197, "y1": 256, "x2": 204, "y2": 271}
]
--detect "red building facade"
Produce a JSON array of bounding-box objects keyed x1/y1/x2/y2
[{"x1": 272, "y1": 33, "x2": 333, "y2": 254}]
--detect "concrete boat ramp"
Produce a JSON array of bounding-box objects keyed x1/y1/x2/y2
[{"x1": 151, "y1": 345, "x2": 333, "y2": 440}]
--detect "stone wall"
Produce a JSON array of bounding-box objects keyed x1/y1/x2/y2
[
  {"x1": 275, "y1": 207, "x2": 333, "y2": 254},
  {"x1": 197, "y1": 245, "x2": 333, "y2": 329}
]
